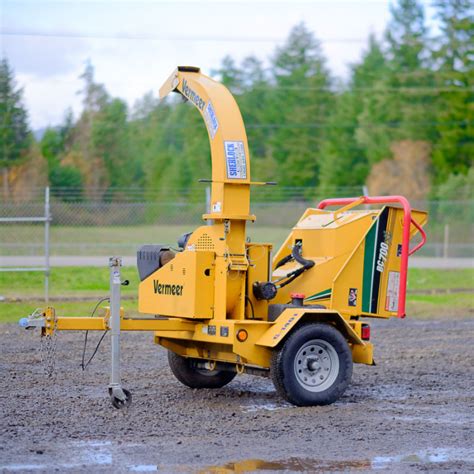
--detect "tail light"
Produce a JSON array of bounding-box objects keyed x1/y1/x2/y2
[{"x1": 361, "y1": 324, "x2": 370, "y2": 341}]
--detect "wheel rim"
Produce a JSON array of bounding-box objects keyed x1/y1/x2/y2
[{"x1": 293, "y1": 339, "x2": 339, "y2": 392}]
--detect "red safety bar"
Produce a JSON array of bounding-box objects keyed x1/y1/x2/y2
[{"x1": 317, "y1": 195, "x2": 426, "y2": 318}]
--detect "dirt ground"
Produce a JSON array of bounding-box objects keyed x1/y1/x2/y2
[{"x1": 1, "y1": 317, "x2": 473, "y2": 473}]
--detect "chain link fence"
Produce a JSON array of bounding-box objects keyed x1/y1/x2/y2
[{"x1": 1, "y1": 187, "x2": 473, "y2": 259}]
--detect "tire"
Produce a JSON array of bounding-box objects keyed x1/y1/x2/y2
[
  {"x1": 109, "y1": 388, "x2": 132, "y2": 409},
  {"x1": 271, "y1": 323, "x2": 353, "y2": 406},
  {"x1": 167, "y1": 351, "x2": 236, "y2": 389}
]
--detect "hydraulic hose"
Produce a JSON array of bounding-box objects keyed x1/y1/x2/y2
[
  {"x1": 275, "y1": 253, "x2": 293, "y2": 269},
  {"x1": 291, "y1": 243, "x2": 315, "y2": 270},
  {"x1": 276, "y1": 243, "x2": 315, "y2": 288}
]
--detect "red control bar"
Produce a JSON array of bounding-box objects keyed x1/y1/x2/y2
[{"x1": 317, "y1": 195, "x2": 426, "y2": 318}]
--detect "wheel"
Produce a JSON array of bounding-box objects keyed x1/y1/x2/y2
[
  {"x1": 271, "y1": 323, "x2": 353, "y2": 406},
  {"x1": 109, "y1": 388, "x2": 132, "y2": 409},
  {"x1": 167, "y1": 351, "x2": 236, "y2": 389}
]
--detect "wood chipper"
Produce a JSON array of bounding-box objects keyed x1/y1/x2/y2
[{"x1": 20, "y1": 66, "x2": 428, "y2": 408}]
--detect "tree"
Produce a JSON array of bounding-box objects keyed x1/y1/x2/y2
[
  {"x1": 319, "y1": 35, "x2": 386, "y2": 192},
  {"x1": 386, "y1": 0, "x2": 427, "y2": 71},
  {"x1": 267, "y1": 23, "x2": 333, "y2": 189},
  {"x1": 73, "y1": 61, "x2": 140, "y2": 195},
  {"x1": 0, "y1": 58, "x2": 30, "y2": 197},
  {"x1": 41, "y1": 110, "x2": 84, "y2": 199},
  {"x1": 211, "y1": 55, "x2": 243, "y2": 92},
  {"x1": 356, "y1": 1, "x2": 434, "y2": 165},
  {"x1": 92, "y1": 97, "x2": 133, "y2": 189},
  {"x1": 431, "y1": 0, "x2": 474, "y2": 181}
]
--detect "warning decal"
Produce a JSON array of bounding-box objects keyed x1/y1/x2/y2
[
  {"x1": 204, "y1": 101, "x2": 219, "y2": 139},
  {"x1": 224, "y1": 141, "x2": 247, "y2": 179},
  {"x1": 385, "y1": 271, "x2": 400, "y2": 312}
]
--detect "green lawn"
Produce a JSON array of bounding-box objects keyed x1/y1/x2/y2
[
  {"x1": 0, "y1": 225, "x2": 291, "y2": 256},
  {"x1": 406, "y1": 293, "x2": 473, "y2": 319},
  {"x1": 408, "y1": 268, "x2": 474, "y2": 290},
  {"x1": 1, "y1": 267, "x2": 472, "y2": 323},
  {"x1": 0, "y1": 266, "x2": 139, "y2": 298}
]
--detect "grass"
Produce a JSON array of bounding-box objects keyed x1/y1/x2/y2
[
  {"x1": 0, "y1": 266, "x2": 139, "y2": 298},
  {"x1": 406, "y1": 293, "x2": 473, "y2": 319},
  {"x1": 408, "y1": 268, "x2": 474, "y2": 290},
  {"x1": 1, "y1": 225, "x2": 291, "y2": 255},
  {"x1": 0, "y1": 267, "x2": 472, "y2": 323}
]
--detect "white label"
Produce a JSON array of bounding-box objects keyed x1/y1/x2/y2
[
  {"x1": 385, "y1": 271, "x2": 400, "y2": 312},
  {"x1": 212, "y1": 201, "x2": 222, "y2": 213},
  {"x1": 204, "y1": 101, "x2": 219, "y2": 139},
  {"x1": 113, "y1": 271, "x2": 121, "y2": 285},
  {"x1": 224, "y1": 141, "x2": 247, "y2": 179}
]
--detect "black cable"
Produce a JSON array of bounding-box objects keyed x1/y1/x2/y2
[
  {"x1": 81, "y1": 296, "x2": 110, "y2": 371},
  {"x1": 81, "y1": 331, "x2": 108, "y2": 371},
  {"x1": 276, "y1": 243, "x2": 315, "y2": 289},
  {"x1": 292, "y1": 243, "x2": 315, "y2": 270},
  {"x1": 245, "y1": 296, "x2": 255, "y2": 319},
  {"x1": 275, "y1": 253, "x2": 293, "y2": 269},
  {"x1": 278, "y1": 267, "x2": 305, "y2": 288}
]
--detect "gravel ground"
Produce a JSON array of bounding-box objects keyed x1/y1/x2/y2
[{"x1": 1, "y1": 317, "x2": 473, "y2": 473}]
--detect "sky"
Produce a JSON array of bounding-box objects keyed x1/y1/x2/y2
[{"x1": 1, "y1": 0, "x2": 435, "y2": 130}]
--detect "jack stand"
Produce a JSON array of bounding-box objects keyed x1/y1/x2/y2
[{"x1": 108, "y1": 257, "x2": 132, "y2": 409}]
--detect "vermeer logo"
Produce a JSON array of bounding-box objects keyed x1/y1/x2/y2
[
  {"x1": 153, "y1": 280, "x2": 184, "y2": 296},
  {"x1": 182, "y1": 79, "x2": 205, "y2": 111}
]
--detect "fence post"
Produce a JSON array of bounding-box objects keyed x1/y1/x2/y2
[
  {"x1": 443, "y1": 223, "x2": 449, "y2": 259},
  {"x1": 44, "y1": 187, "x2": 50, "y2": 303}
]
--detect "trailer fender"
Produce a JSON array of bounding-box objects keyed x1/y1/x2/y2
[{"x1": 256, "y1": 308, "x2": 373, "y2": 365}]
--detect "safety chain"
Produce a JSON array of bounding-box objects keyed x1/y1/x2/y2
[{"x1": 39, "y1": 310, "x2": 58, "y2": 378}]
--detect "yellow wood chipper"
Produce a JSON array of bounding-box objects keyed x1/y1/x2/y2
[{"x1": 21, "y1": 67, "x2": 428, "y2": 408}]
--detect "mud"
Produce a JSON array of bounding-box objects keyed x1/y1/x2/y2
[{"x1": 1, "y1": 317, "x2": 473, "y2": 472}]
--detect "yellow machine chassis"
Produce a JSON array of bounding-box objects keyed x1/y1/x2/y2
[
  {"x1": 23, "y1": 67, "x2": 427, "y2": 408},
  {"x1": 41, "y1": 306, "x2": 374, "y2": 369}
]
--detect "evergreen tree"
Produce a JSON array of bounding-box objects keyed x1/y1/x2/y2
[
  {"x1": 268, "y1": 23, "x2": 333, "y2": 189},
  {"x1": 0, "y1": 58, "x2": 30, "y2": 196},
  {"x1": 386, "y1": 0, "x2": 427, "y2": 71},
  {"x1": 237, "y1": 56, "x2": 270, "y2": 180},
  {"x1": 92, "y1": 97, "x2": 133, "y2": 190},
  {"x1": 74, "y1": 61, "x2": 138, "y2": 195},
  {"x1": 211, "y1": 55, "x2": 243, "y2": 92},
  {"x1": 356, "y1": 0, "x2": 433, "y2": 165},
  {"x1": 432, "y1": 0, "x2": 474, "y2": 181},
  {"x1": 320, "y1": 35, "x2": 386, "y2": 192}
]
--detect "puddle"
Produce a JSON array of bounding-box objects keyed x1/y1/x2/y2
[
  {"x1": 240, "y1": 402, "x2": 291, "y2": 413},
  {"x1": 0, "y1": 464, "x2": 48, "y2": 471},
  {"x1": 200, "y1": 458, "x2": 371, "y2": 472},
  {"x1": 392, "y1": 413, "x2": 474, "y2": 426},
  {"x1": 362, "y1": 383, "x2": 411, "y2": 402},
  {"x1": 1, "y1": 444, "x2": 472, "y2": 472},
  {"x1": 201, "y1": 448, "x2": 473, "y2": 473},
  {"x1": 371, "y1": 447, "x2": 474, "y2": 469},
  {"x1": 77, "y1": 440, "x2": 113, "y2": 466},
  {"x1": 129, "y1": 465, "x2": 158, "y2": 472},
  {"x1": 0, "y1": 440, "x2": 114, "y2": 471}
]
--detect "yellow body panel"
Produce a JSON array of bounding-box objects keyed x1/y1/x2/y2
[
  {"x1": 254, "y1": 308, "x2": 372, "y2": 365},
  {"x1": 139, "y1": 250, "x2": 215, "y2": 318}
]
